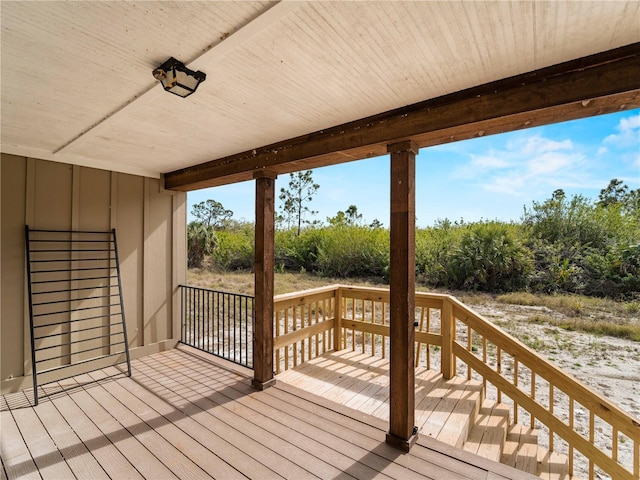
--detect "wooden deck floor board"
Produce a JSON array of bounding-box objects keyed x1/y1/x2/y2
[
  {"x1": 261, "y1": 386, "x2": 477, "y2": 480},
  {"x1": 62, "y1": 384, "x2": 178, "y2": 479},
  {"x1": 278, "y1": 349, "x2": 537, "y2": 480},
  {"x1": 2, "y1": 347, "x2": 536, "y2": 480},
  {"x1": 99, "y1": 368, "x2": 246, "y2": 480},
  {"x1": 192, "y1": 365, "x2": 426, "y2": 480},
  {"x1": 134, "y1": 356, "x2": 292, "y2": 479},
  {"x1": 31, "y1": 399, "x2": 109, "y2": 479},
  {"x1": 10, "y1": 402, "x2": 74, "y2": 480},
  {"x1": 140, "y1": 354, "x2": 344, "y2": 480},
  {"x1": 0, "y1": 410, "x2": 40, "y2": 480},
  {"x1": 166, "y1": 351, "x2": 418, "y2": 480},
  {"x1": 47, "y1": 386, "x2": 144, "y2": 479},
  {"x1": 270, "y1": 381, "x2": 504, "y2": 480},
  {"x1": 127, "y1": 363, "x2": 275, "y2": 479},
  {"x1": 80, "y1": 369, "x2": 211, "y2": 480}
]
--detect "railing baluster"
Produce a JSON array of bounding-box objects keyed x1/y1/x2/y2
[
  {"x1": 589, "y1": 411, "x2": 595, "y2": 480},
  {"x1": 549, "y1": 383, "x2": 554, "y2": 452},
  {"x1": 467, "y1": 325, "x2": 472, "y2": 380},
  {"x1": 482, "y1": 336, "x2": 487, "y2": 393},
  {"x1": 634, "y1": 437, "x2": 639, "y2": 478},
  {"x1": 284, "y1": 308, "x2": 289, "y2": 370},
  {"x1": 531, "y1": 371, "x2": 536, "y2": 429},
  {"x1": 513, "y1": 358, "x2": 519, "y2": 424},
  {"x1": 426, "y1": 308, "x2": 430, "y2": 370},
  {"x1": 496, "y1": 347, "x2": 502, "y2": 403},
  {"x1": 381, "y1": 301, "x2": 386, "y2": 358},
  {"x1": 569, "y1": 396, "x2": 574, "y2": 477},
  {"x1": 275, "y1": 308, "x2": 281, "y2": 373}
]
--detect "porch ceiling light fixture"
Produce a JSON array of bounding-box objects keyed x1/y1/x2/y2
[{"x1": 152, "y1": 57, "x2": 206, "y2": 98}]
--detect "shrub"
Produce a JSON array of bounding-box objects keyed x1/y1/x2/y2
[
  {"x1": 445, "y1": 222, "x2": 533, "y2": 292},
  {"x1": 275, "y1": 228, "x2": 322, "y2": 272},
  {"x1": 210, "y1": 228, "x2": 254, "y2": 271},
  {"x1": 415, "y1": 223, "x2": 462, "y2": 287},
  {"x1": 315, "y1": 225, "x2": 389, "y2": 278}
]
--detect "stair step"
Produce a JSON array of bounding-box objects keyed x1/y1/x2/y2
[
  {"x1": 501, "y1": 424, "x2": 539, "y2": 468},
  {"x1": 510, "y1": 424, "x2": 539, "y2": 475},
  {"x1": 537, "y1": 449, "x2": 569, "y2": 480},
  {"x1": 502, "y1": 424, "x2": 528, "y2": 467},
  {"x1": 419, "y1": 376, "x2": 482, "y2": 449},
  {"x1": 434, "y1": 381, "x2": 482, "y2": 448},
  {"x1": 463, "y1": 399, "x2": 510, "y2": 463}
]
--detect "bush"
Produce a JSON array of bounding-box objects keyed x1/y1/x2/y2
[
  {"x1": 415, "y1": 222, "x2": 463, "y2": 287},
  {"x1": 210, "y1": 227, "x2": 254, "y2": 271},
  {"x1": 315, "y1": 225, "x2": 389, "y2": 278},
  {"x1": 445, "y1": 222, "x2": 533, "y2": 292},
  {"x1": 275, "y1": 228, "x2": 322, "y2": 272}
]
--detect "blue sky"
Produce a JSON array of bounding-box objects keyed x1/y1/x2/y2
[{"x1": 188, "y1": 109, "x2": 640, "y2": 228}]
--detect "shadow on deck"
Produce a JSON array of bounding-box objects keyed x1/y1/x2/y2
[
  {"x1": 277, "y1": 349, "x2": 567, "y2": 479},
  {"x1": 1, "y1": 346, "x2": 535, "y2": 480}
]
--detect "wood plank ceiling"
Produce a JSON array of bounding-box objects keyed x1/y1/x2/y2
[{"x1": 1, "y1": 1, "x2": 639, "y2": 185}]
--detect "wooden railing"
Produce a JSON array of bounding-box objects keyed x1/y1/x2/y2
[
  {"x1": 273, "y1": 285, "x2": 640, "y2": 480},
  {"x1": 273, "y1": 285, "x2": 337, "y2": 373}
]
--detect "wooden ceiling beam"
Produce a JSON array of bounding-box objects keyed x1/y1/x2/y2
[{"x1": 164, "y1": 43, "x2": 640, "y2": 191}]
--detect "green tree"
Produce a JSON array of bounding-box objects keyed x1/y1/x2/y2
[
  {"x1": 187, "y1": 221, "x2": 217, "y2": 268},
  {"x1": 278, "y1": 170, "x2": 320, "y2": 236},
  {"x1": 327, "y1": 205, "x2": 363, "y2": 226},
  {"x1": 191, "y1": 199, "x2": 233, "y2": 229},
  {"x1": 597, "y1": 178, "x2": 628, "y2": 208}
]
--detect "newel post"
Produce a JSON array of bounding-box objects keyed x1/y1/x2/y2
[
  {"x1": 386, "y1": 140, "x2": 418, "y2": 452},
  {"x1": 253, "y1": 169, "x2": 277, "y2": 391},
  {"x1": 441, "y1": 298, "x2": 455, "y2": 380}
]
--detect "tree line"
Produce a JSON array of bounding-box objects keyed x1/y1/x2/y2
[{"x1": 188, "y1": 173, "x2": 639, "y2": 299}]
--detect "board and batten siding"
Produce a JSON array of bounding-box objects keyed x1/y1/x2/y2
[{"x1": 0, "y1": 154, "x2": 186, "y2": 393}]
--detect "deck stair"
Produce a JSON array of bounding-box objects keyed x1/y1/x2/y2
[
  {"x1": 278, "y1": 350, "x2": 573, "y2": 479},
  {"x1": 463, "y1": 399, "x2": 510, "y2": 462},
  {"x1": 501, "y1": 424, "x2": 539, "y2": 475}
]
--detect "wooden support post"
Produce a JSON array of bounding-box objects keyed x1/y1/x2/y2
[
  {"x1": 441, "y1": 298, "x2": 455, "y2": 380},
  {"x1": 386, "y1": 140, "x2": 418, "y2": 452},
  {"x1": 253, "y1": 170, "x2": 277, "y2": 390},
  {"x1": 333, "y1": 287, "x2": 342, "y2": 351}
]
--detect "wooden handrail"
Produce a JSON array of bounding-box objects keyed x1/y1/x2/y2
[
  {"x1": 448, "y1": 296, "x2": 640, "y2": 441},
  {"x1": 271, "y1": 285, "x2": 640, "y2": 479}
]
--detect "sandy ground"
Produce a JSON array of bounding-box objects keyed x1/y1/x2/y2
[{"x1": 468, "y1": 302, "x2": 640, "y2": 479}]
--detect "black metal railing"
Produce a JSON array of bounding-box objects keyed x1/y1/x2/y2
[{"x1": 179, "y1": 285, "x2": 254, "y2": 368}]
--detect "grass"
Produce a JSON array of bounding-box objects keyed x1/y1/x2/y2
[
  {"x1": 186, "y1": 269, "x2": 386, "y2": 296},
  {"x1": 187, "y1": 270, "x2": 640, "y2": 342},
  {"x1": 495, "y1": 291, "x2": 636, "y2": 320}
]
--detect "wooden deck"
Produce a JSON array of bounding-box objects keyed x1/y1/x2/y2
[
  {"x1": 277, "y1": 350, "x2": 485, "y2": 446},
  {"x1": 0, "y1": 346, "x2": 536, "y2": 480},
  {"x1": 277, "y1": 350, "x2": 565, "y2": 479}
]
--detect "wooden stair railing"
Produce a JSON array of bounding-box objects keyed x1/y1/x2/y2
[{"x1": 272, "y1": 285, "x2": 640, "y2": 480}]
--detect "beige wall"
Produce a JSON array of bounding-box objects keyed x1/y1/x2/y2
[{"x1": 0, "y1": 154, "x2": 186, "y2": 392}]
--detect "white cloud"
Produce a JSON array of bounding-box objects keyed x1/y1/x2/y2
[
  {"x1": 452, "y1": 133, "x2": 593, "y2": 195},
  {"x1": 520, "y1": 136, "x2": 573, "y2": 154},
  {"x1": 470, "y1": 154, "x2": 511, "y2": 169},
  {"x1": 603, "y1": 113, "x2": 640, "y2": 146},
  {"x1": 526, "y1": 151, "x2": 583, "y2": 176}
]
